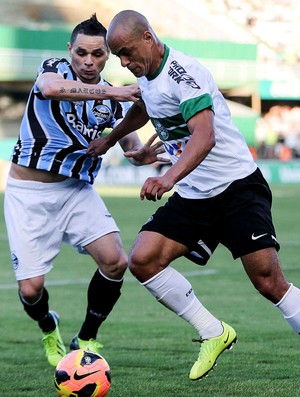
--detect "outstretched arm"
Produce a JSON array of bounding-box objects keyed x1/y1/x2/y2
[
  {"x1": 37, "y1": 72, "x2": 141, "y2": 102},
  {"x1": 87, "y1": 100, "x2": 150, "y2": 158}
]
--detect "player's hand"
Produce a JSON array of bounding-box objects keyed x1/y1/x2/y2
[
  {"x1": 87, "y1": 135, "x2": 111, "y2": 160},
  {"x1": 112, "y1": 84, "x2": 141, "y2": 102},
  {"x1": 140, "y1": 174, "x2": 175, "y2": 201},
  {"x1": 124, "y1": 133, "x2": 169, "y2": 166}
]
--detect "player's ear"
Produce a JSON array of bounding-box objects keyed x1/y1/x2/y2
[
  {"x1": 144, "y1": 31, "x2": 153, "y2": 44},
  {"x1": 67, "y1": 42, "x2": 72, "y2": 56},
  {"x1": 106, "y1": 45, "x2": 110, "y2": 60}
]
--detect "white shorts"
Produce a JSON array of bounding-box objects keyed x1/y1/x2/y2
[{"x1": 4, "y1": 176, "x2": 120, "y2": 281}]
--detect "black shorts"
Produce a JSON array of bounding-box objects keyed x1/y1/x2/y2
[{"x1": 140, "y1": 168, "x2": 280, "y2": 265}]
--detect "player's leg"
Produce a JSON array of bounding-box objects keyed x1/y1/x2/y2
[
  {"x1": 65, "y1": 182, "x2": 126, "y2": 353},
  {"x1": 70, "y1": 232, "x2": 127, "y2": 352},
  {"x1": 224, "y1": 168, "x2": 300, "y2": 334},
  {"x1": 4, "y1": 176, "x2": 67, "y2": 366},
  {"x1": 241, "y1": 248, "x2": 300, "y2": 333},
  {"x1": 129, "y1": 230, "x2": 236, "y2": 380},
  {"x1": 18, "y1": 277, "x2": 66, "y2": 365}
]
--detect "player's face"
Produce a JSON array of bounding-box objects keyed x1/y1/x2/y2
[
  {"x1": 107, "y1": 29, "x2": 154, "y2": 78},
  {"x1": 68, "y1": 34, "x2": 109, "y2": 84}
]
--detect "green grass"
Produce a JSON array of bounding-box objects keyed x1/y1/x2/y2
[{"x1": 1, "y1": 184, "x2": 300, "y2": 397}]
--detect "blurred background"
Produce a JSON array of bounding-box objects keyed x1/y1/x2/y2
[{"x1": 1, "y1": 0, "x2": 300, "y2": 187}]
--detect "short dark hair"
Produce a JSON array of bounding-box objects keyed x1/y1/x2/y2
[{"x1": 70, "y1": 13, "x2": 107, "y2": 44}]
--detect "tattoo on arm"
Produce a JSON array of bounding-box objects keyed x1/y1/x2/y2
[{"x1": 67, "y1": 87, "x2": 108, "y2": 95}]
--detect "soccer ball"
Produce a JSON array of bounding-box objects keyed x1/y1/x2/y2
[{"x1": 54, "y1": 349, "x2": 111, "y2": 397}]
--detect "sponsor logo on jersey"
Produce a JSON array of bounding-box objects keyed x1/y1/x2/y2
[
  {"x1": 168, "y1": 60, "x2": 200, "y2": 89},
  {"x1": 67, "y1": 113, "x2": 102, "y2": 141},
  {"x1": 164, "y1": 138, "x2": 189, "y2": 157}
]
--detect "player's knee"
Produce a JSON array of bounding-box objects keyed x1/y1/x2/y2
[
  {"x1": 100, "y1": 253, "x2": 128, "y2": 279},
  {"x1": 252, "y1": 275, "x2": 279, "y2": 302},
  {"x1": 19, "y1": 284, "x2": 43, "y2": 304},
  {"x1": 128, "y1": 249, "x2": 168, "y2": 281}
]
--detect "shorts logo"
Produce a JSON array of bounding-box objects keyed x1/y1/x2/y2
[
  {"x1": 144, "y1": 215, "x2": 154, "y2": 225},
  {"x1": 11, "y1": 252, "x2": 19, "y2": 270},
  {"x1": 251, "y1": 233, "x2": 267, "y2": 240}
]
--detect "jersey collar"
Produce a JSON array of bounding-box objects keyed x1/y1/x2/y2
[{"x1": 146, "y1": 44, "x2": 169, "y2": 81}]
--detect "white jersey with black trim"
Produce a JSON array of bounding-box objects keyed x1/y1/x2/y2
[
  {"x1": 138, "y1": 45, "x2": 257, "y2": 199},
  {"x1": 11, "y1": 57, "x2": 130, "y2": 184}
]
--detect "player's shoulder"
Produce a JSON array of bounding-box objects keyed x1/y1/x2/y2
[
  {"x1": 37, "y1": 58, "x2": 74, "y2": 80},
  {"x1": 41, "y1": 57, "x2": 69, "y2": 68},
  {"x1": 169, "y1": 46, "x2": 204, "y2": 69}
]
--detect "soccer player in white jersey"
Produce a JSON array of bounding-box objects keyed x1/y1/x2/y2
[
  {"x1": 87, "y1": 10, "x2": 300, "y2": 381},
  {"x1": 4, "y1": 14, "x2": 167, "y2": 367}
]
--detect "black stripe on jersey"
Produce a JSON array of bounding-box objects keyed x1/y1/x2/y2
[
  {"x1": 49, "y1": 100, "x2": 86, "y2": 174},
  {"x1": 113, "y1": 101, "x2": 125, "y2": 120},
  {"x1": 27, "y1": 90, "x2": 48, "y2": 169},
  {"x1": 68, "y1": 153, "x2": 97, "y2": 183},
  {"x1": 11, "y1": 138, "x2": 22, "y2": 163},
  {"x1": 69, "y1": 154, "x2": 86, "y2": 180},
  {"x1": 87, "y1": 158, "x2": 98, "y2": 184},
  {"x1": 81, "y1": 100, "x2": 89, "y2": 126}
]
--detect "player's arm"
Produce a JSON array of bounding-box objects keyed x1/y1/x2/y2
[
  {"x1": 36, "y1": 72, "x2": 141, "y2": 102},
  {"x1": 87, "y1": 100, "x2": 150, "y2": 158},
  {"x1": 163, "y1": 108, "x2": 215, "y2": 184},
  {"x1": 140, "y1": 108, "x2": 215, "y2": 201}
]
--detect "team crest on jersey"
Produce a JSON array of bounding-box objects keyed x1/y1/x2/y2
[
  {"x1": 92, "y1": 104, "x2": 112, "y2": 125},
  {"x1": 152, "y1": 120, "x2": 169, "y2": 140},
  {"x1": 168, "y1": 60, "x2": 200, "y2": 89}
]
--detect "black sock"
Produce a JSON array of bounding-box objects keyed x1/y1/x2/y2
[
  {"x1": 19, "y1": 287, "x2": 56, "y2": 332},
  {"x1": 78, "y1": 270, "x2": 123, "y2": 340}
]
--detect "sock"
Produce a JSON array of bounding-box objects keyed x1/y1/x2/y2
[
  {"x1": 275, "y1": 283, "x2": 300, "y2": 333},
  {"x1": 78, "y1": 269, "x2": 123, "y2": 340},
  {"x1": 19, "y1": 287, "x2": 56, "y2": 332},
  {"x1": 142, "y1": 267, "x2": 223, "y2": 339}
]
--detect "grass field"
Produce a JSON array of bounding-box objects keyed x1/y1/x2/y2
[{"x1": 1, "y1": 184, "x2": 300, "y2": 397}]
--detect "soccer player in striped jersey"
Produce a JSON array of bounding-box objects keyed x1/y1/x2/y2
[
  {"x1": 4, "y1": 14, "x2": 166, "y2": 367},
  {"x1": 88, "y1": 10, "x2": 300, "y2": 380}
]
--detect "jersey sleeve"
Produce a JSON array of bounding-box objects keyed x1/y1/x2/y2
[
  {"x1": 171, "y1": 57, "x2": 215, "y2": 122},
  {"x1": 34, "y1": 58, "x2": 70, "y2": 98}
]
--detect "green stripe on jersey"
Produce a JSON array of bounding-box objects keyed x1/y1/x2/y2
[
  {"x1": 180, "y1": 93, "x2": 214, "y2": 122},
  {"x1": 150, "y1": 93, "x2": 214, "y2": 141},
  {"x1": 150, "y1": 113, "x2": 190, "y2": 141}
]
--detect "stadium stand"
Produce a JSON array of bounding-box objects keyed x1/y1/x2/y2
[{"x1": 0, "y1": 0, "x2": 300, "y2": 158}]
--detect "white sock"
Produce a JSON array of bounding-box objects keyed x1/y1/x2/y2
[
  {"x1": 275, "y1": 283, "x2": 300, "y2": 333},
  {"x1": 142, "y1": 267, "x2": 223, "y2": 339}
]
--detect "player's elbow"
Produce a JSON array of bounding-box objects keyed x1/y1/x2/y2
[
  {"x1": 40, "y1": 84, "x2": 57, "y2": 99},
  {"x1": 206, "y1": 132, "x2": 216, "y2": 153}
]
